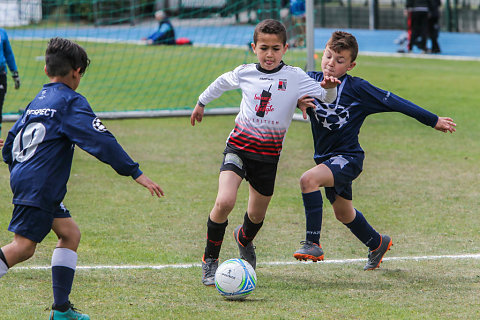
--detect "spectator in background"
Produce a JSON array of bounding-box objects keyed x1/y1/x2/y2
[
  {"x1": 290, "y1": 0, "x2": 306, "y2": 47},
  {"x1": 406, "y1": 0, "x2": 429, "y2": 53},
  {"x1": 0, "y1": 28, "x2": 21, "y2": 136},
  {"x1": 143, "y1": 10, "x2": 175, "y2": 45},
  {"x1": 427, "y1": 0, "x2": 441, "y2": 53}
]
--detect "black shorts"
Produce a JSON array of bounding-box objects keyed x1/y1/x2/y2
[{"x1": 220, "y1": 151, "x2": 278, "y2": 196}]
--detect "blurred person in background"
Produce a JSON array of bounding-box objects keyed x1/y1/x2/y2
[
  {"x1": 143, "y1": 10, "x2": 175, "y2": 45},
  {"x1": 0, "y1": 28, "x2": 20, "y2": 136},
  {"x1": 427, "y1": 0, "x2": 441, "y2": 53},
  {"x1": 290, "y1": 0, "x2": 306, "y2": 47},
  {"x1": 406, "y1": 0, "x2": 429, "y2": 52}
]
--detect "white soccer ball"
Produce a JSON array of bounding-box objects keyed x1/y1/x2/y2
[{"x1": 214, "y1": 258, "x2": 257, "y2": 300}]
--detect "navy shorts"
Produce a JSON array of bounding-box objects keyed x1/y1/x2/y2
[
  {"x1": 316, "y1": 155, "x2": 363, "y2": 205},
  {"x1": 220, "y1": 152, "x2": 278, "y2": 197},
  {"x1": 8, "y1": 204, "x2": 71, "y2": 243}
]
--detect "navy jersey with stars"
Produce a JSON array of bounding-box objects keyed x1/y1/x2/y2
[
  {"x1": 2, "y1": 82, "x2": 142, "y2": 213},
  {"x1": 306, "y1": 72, "x2": 438, "y2": 165}
]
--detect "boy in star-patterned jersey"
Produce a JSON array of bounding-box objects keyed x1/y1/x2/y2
[
  {"x1": 293, "y1": 31, "x2": 456, "y2": 270},
  {"x1": 190, "y1": 19, "x2": 340, "y2": 286},
  {"x1": 0, "y1": 38, "x2": 163, "y2": 319}
]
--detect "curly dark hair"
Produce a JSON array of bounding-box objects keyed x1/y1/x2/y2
[{"x1": 45, "y1": 37, "x2": 90, "y2": 77}]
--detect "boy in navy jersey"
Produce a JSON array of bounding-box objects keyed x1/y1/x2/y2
[
  {"x1": 293, "y1": 31, "x2": 456, "y2": 270},
  {"x1": 0, "y1": 38, "x2": 163, "y2": 319},
  {"x1": 190, "y1": 19, "x2": 340, "y2": 286}
]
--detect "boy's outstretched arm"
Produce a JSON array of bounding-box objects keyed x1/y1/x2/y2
[
  {"x1": 190, "y1": 103, "x2": 205, "y2": 126},
  {"x1": 135, "y1": 173, "x2": 164, "y2": 197},
  {"x1": 434, "y1": 117, "x2": 456, "y2": 133}
]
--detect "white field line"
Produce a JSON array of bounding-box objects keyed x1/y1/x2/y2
[{"x1": 12, "y1": 253, "x2": 480, "y2": 271}]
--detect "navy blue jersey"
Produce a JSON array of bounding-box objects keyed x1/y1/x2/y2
[
  {"x1": 306, "y1": 72, "x2": 438, "y2": 164},
  {"x1": 2, "y1": 82, "x2": 142, "y2": 212}
]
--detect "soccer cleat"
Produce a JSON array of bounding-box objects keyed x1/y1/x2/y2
[
  {"x1": 293, "y1": 240, "x2": 325, "y2": 262},
  {"x1": 49, "y1": 302, "x2": 90, "y2": 320},
  {"x1": 233, "y1": 225, "x2": 256, "y2": 270},
  {"x1": 364, "y1": 234, "x2": 393, "y2": 271},
  {"x1": 202, "y1": 255, "x2": 218, "y2": 286}
]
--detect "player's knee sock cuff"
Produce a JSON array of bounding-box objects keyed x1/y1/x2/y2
[
  {"x1": 51, "y1": 248, "x2": 77, "y2": 307},
  {"x1": 0, "y1": 248, "x2": 9, "y2": 268},
  {"x1": 205, "y1": 217, "x2": 228, "y2": 259},
  {"x1": 0, "y1": 249, "x2": 9, "y2": 278},
  {"x1": 302, "y1": 190, "x2": 323, "y2": 209},
  {"x1": 240, "y1": 212, "x2": 263, "y2": 246}
]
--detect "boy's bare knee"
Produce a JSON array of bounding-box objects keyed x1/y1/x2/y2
[
  {"x1": 214, "y1": 198, "x2": 235, "y2": 215},
  {"x1": 23, "y1": 246, "x2": 36, "y2": 260},
  {"x1": 60, "y1": 228, "x2": 81, "y2": 245},
  {"x1": 11, "y1": 239, "x2": 37, "y2": 262},
  {"x1": 300, "y1": 172, "x2": 317, "y2": 192},
  {"x1": 56, "y1": 223, "x2": 81, "y2": 250}
]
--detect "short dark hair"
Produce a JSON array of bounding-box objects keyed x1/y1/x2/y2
[
  {"x1": 326, "y1": 31, "x2": 359, "y2": 62},
  {"x1": 45, "y1": 37, "x2": 90, "y2": 77},
  {"x1": 253, "y1": 19, "x2": 287, "y2": 45}
]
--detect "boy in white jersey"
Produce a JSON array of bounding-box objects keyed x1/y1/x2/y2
[{"x1": 190, "y1": 19, "x2": 340, "y2": 286}]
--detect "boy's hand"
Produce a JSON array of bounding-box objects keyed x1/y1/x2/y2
[
  {"x1": 435, "y1": 117, "x2": 456, "y2": 133},
  {"x1": 135, "y1": 174, "x2": 164, "y2": 197},
  {"x1": 297, "y1": 95, "x2": 316, "y2": 119},
  {"x1": 0, "y1": 139, "x2": 3, "y2": 149},
  {"x1": 320, "y1": 75, "x2": 341, "y2": 89},
  {"x1": 190, "y1": 104, "x2": 205, "y2": 126}
]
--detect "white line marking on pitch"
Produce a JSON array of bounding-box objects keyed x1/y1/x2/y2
[{"x1": 13, "y1": 253, "x2": 480, "y2": 271}]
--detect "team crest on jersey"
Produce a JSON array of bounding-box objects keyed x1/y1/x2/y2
[
  {"x1": 314, "y1": 102, "x2": 350, "y2": 131},
  {"x1": 92, "y1": 117, "x2": 107, "y2": 132},
  {"x1": 278, "y1": 79, "x2": 287, "y2": 91}
]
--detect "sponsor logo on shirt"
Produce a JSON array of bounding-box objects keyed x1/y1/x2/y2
[
  {"x1": 278, "y1": 79, "x2": 287, "y2": 91},
  {"x1": 38, "y1": 90, "x2": 47, "y2": 100},
  {"x1": 25, "y1": 108, "x2": 57, "y2": 118},
  {"x1": 254, "y1": 93, "x2": 274, "y2": 116}
]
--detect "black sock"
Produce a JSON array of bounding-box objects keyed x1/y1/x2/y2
[
  {"x1": 52, "y1": 301, "x2": 70, "y2": 312},
  {"x1": 0, "y1": 248, "x2": 9, "y2": 268},
  {"x1": 204, "y1": 217, "x2": 228, "y2": 260},
  {"x1": 238, "y1": 212, "x2": 263, "y2": 246}
]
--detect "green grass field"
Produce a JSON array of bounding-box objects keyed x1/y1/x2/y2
[{"x1": 0, "y1": 52, "x2": 479, "y2": 319}]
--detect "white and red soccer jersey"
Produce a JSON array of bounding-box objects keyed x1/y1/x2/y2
[{"x1": 198, "y1": 62, "x2": 336, "y2": 162}]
